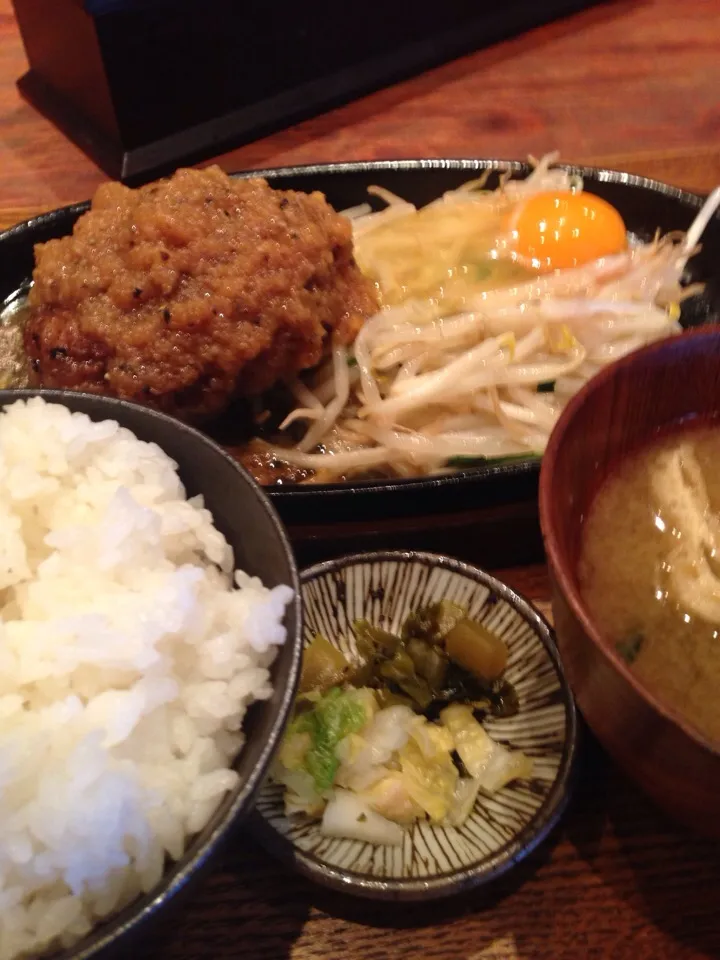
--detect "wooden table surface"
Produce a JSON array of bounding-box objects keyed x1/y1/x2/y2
[{"x1": 1, "y1": 0, "x2": 720, "y2": 957}]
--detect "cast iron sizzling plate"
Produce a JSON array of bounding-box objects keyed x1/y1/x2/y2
[{"x1": 1, "y1": 159, "x2": 718, "y2": 527}]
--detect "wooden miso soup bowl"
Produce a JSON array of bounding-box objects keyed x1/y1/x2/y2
[{"x1": 539, "y1": 326, "x2": 720, "y2": 837}]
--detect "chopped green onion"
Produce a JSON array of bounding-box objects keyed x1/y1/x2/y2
[
  {"x1": 446, "y1": 453, "x2": 542, "y2": 468},
  {"x1": 616, "y1": 634, "x2": 644, "y2": 665}
]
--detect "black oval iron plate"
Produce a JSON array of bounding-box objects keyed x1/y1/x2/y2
[{"x1": 0, "y1": 159, "x2": 717, "y2": 526}]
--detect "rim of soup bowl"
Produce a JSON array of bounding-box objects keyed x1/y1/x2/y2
[{"x1": 539, "y1": 324, "x2": 720, "y2": 759}]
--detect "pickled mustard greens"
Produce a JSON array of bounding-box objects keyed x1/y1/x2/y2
[
  {"x1": 297, "y1": 600, "x2": 517, "y2": 718},
  {"x1": 271, "y1": 601, "x2": 531, "y2": 844},
  {"x1": 298, "y1": 632, "x2": 353, "y2": 693}
]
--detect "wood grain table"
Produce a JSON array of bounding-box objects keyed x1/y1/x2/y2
[{"x1": 1, "y1": 0, "x2": 720, "y2": 957}]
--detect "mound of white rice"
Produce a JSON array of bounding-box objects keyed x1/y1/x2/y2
[{"x1": 0, "y1": 398, "x2": 293, "y2": 960}]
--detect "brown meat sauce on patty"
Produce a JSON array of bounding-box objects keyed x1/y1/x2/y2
[{"x1": 25, "y1": 166, "x2": 379, "y2": 421}]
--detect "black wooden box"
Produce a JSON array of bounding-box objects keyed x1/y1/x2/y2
[{"x1": 12, "y1": 0, "x2": 600, "y2": 184}]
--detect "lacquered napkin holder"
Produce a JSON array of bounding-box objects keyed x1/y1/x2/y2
[{"x1": 13, "y1": 0, "x2": 600, "y2": 184}]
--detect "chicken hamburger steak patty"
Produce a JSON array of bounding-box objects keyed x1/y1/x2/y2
[{"x1": 25, "y1": 166, "x2": 379, "y2": 421}]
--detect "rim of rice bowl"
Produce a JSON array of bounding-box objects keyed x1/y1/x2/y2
[{"x1": 0, "y1": 396, "x2": 296, "y2": 960}]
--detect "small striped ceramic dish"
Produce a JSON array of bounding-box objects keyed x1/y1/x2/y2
[{"x1": 251, "y1": 551, "x2": 578, "y2": 901}]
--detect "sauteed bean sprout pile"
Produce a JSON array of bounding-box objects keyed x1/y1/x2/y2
[{"x1": 266, "y1": 155, "x2": 720, "y2": 482}]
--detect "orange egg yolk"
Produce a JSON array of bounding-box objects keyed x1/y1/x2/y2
[{"x1": 510, "y1": 191, "x2": 628, "y2": 273}]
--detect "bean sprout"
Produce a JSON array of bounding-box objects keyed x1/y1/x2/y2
[{"x1": 267, "y1": 156, "x2": 720, "y2": 482}]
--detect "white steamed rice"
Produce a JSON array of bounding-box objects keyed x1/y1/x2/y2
[{"x1": 0, "y1": 397, "x2": 293, "y2": 960}]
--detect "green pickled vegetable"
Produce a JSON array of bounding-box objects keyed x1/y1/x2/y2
[
  {"x1": 444, "y1": 618, "x2": 508, "y2": 681},
  {"x1": 378, "y1": 649, "x2": 415, "y2": 682},
  {"x1": 406, "y1": 637, "x2": 448, "y2": 689},
  {"x1": 402, "y1": 600, "x2": 466, "y2": 645},
  {"x1": 290, "y1": 687, "x2": 369, "y2": 792},
  {"x1": 347, "y1": 655, "x2": 375, "y2": 689},
  {"x1": 293, "y1": 600, "x2": 518, "y2": 739},
  {"x1": 378, "y1": 650, "x2": 434, "y2": 709},
  {"x1": 353, "y1": 619, "x2": 403, "y2": 659},
  {"x1": 299, "y1": 633, "x2": 352, "y2": 694}
]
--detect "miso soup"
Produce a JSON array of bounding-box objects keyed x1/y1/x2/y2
[{"x1": 579, "y1": 422, "x2": 720, "y2": 743}]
